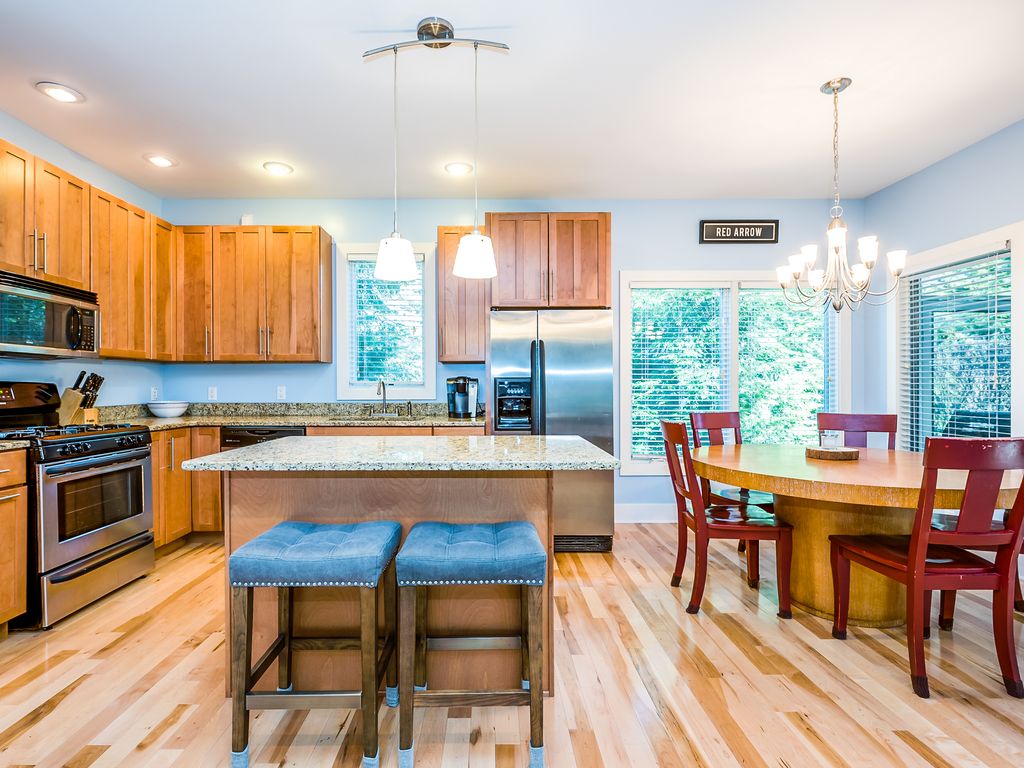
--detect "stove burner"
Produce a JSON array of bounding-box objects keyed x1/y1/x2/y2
[{"x1": 0, "y1": 423, "x2": 145, "y2": 441}]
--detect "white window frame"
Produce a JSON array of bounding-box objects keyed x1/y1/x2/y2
[
  {"x1": 885, "y1": 221, "x2": 1024, "y2": 446},
  {"x1": 336, "y1": 242, "x2": 438, "y2": 401},
  {"x1": 619, "y1": 269, "x2": 852, "y2": 476}
]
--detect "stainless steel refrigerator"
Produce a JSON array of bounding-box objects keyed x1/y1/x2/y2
[{"x1": 490, "y1": 309, "x2": 614, "y2": 551}]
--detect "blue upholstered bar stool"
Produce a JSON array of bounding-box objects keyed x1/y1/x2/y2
[
  {"x1": 395, "y1": 521, "x2": 548, "y2": 768},
  {"x1": 228, "y1": 521, "x2": 402, "y2": 768}
]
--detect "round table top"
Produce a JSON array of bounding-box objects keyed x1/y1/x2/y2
[{"x1": 691, "y1": 443, "x2": 1022, "y2": 509}]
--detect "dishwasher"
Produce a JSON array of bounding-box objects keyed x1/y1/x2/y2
[{"x1": 220, "y1": 426, "x2": 306, "y2": 450}]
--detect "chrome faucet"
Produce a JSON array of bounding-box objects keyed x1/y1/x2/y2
[{"x1": 376, "y1": 380, "x2": 388, "y2": 413}]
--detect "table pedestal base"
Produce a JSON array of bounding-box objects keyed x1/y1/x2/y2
[{"x1": 773, "y1": 495, "x2": 915, "y2": 628}]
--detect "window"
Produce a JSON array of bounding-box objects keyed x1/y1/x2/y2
[
  {"x1": 621, "y1": 273, "x2": 844, "y2": 474},
  {"x1": 337, "y1": 244, "x2": 437, "y2": 400},
  {"x1": 899, "y1": 249, "x2": 1011, "y2": 450}
]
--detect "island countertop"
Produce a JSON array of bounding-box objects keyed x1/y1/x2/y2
[{"x1": 182, "y1": 434, "x2": 619, "y2": 472}]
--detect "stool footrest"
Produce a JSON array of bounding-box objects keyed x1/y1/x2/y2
[
  {"x1": 427, "y1": 636, "x2": 522, "y2": 652},
  {"x1": 247, "y1": 690, "x2": 364, "y2": 709},
  {"x1": 414, "y1": 690, "x2": 530, "y2": 708}
]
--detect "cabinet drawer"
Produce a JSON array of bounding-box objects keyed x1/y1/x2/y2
[{"x1": 0, "y1": 451, "x2": 26, "y2": 489}]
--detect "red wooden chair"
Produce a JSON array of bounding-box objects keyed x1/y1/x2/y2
[
  {"x1": 690, "y1": 411, "x2": 775, "y2": 554},
  {"x1": 661, "y1": 420, "x2": 793, "y2": 618},
  {"x1": 830, "y1": 437, "x2": 1024, "y2": 699},
  {"x1": 817, "y1": 412, "x2": 897, "y2": 449}
]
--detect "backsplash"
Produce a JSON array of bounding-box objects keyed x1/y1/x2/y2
[{"x1": 98, "y1": 401, "x2": 453, "y2": 422}]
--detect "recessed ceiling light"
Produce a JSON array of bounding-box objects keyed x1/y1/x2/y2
[
  {"x1": 262, "y1": 161, "x2": 294, "y2": 176},
  {"x1": 35, "y1": 81, "x2": 85, "y2": 103},
  {"x1": 445, "y1": 162, "x2": 473, "y2": 176},
  {"x1": 144, "y1": 154, "x2": 177, "y2": 168}
]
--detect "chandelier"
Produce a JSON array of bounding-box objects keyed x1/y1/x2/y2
[{"x1": 777, "y1": 77, "x2": 906, "y2": 311}]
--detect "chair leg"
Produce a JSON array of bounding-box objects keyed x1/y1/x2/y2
[
  {"x1": 686, "y1": 534, "x2": 709, "y2": 614},
  {"x1": 230, "y1": 587, "x2": 253, "y2": 768},
  {"x1": 414, "y1": 586, "x2": 428, "y2": 690},
  {"x1": 520, "y1": 585, "x2": 530, "y2": 690},
  {"x1": 383, "y1": 565, "x2": 398, "y2": 707},
  {"x1": 526, "y1": 585, "x2": 545, "y2": 767},
  {"x1": 922, "y1": 590, "x2": 932, "y2": 640},
  {"x1": 745, "y1": 539, "x2": 760, "y2": 589},
  {"x1": 939, "y1": 590, "x2": 957, "y2": 631},
  {"x1": 671, "y1": 519, "x2": 688, "y2": 587},
  {"x1": 277, "y1": 587, "x2": 293, "y2": 691},
  {"x1": 359, "y1": 587, "x2": 379, "y2": 767},
  {"x1": 737, "y1": 540, "x2": 746, "y2": 554},
  {"x1": 1015, "y1": 562, "x2": 1024, "y2": 613},
  {"x1": 993, "y1": 584, "x2": 1024, "y2": 698},
  {"x1": 398, "y1": 586, "x2": 417, "y2": 767},
  {"x1": 830, "y1": 541, "x2": 850, "y2": 640},
  {"x1": 776, "y1": 530, "x2": 792, "y2": 619},
  {"x1": 906, "y1": 587, "x2": 930, "y2": 698}
]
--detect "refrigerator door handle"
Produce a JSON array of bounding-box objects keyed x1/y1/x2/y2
[{"x1": 531, "y1": 339, "x2": 546, "y2": 435}]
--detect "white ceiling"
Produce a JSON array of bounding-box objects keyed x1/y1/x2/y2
[{"x1": 1, "y1": 0, "x2": 1023, "y2": 200}]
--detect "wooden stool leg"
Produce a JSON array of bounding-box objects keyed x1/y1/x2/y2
[
  {"x1": 670, "y1": 518, "x2": 688, "y2": 588},
  {"x1": 414, "y1": 585, "x2": 428, "y2": 689},
  {"x1": 398, "y1": 586, "x2": 417, "y2": 767},
  {"x1": 939, "y1": 590, "x2": 957, "y2": 631},
  {"x1": 922, "y1": 590, "x2": 933, "y2": 640},
  {"x1": 906, "y1": 586, "x2": 930, "y2": 698},
  {"x1": 360, "y1": 587, "x2": 380, "y2": 766},
  {"x1": 526, "y1": 584, "x2": 544, "y2": 767},
  {"x1": 745, "y1": 539, "x2": 760, "y2": 588},
  {"x1": 230, "y1": 586, "x2": 253, "y2": 768},
  {"x1": 776, "y1": 529, "x2": 792, "y2": 619},
  {"x1": 520, "y1": 584, "x2": 530, "y2": 690},
  {"x1": 830, "y1": 542, "x2": 850, "y2": 640},
  {"x1": 686, "y1": 533, "x2": 709, "y2": 614},
  {"x1": 383, "y1": 564, "x2": 399, "y2": 707},
  {"x1": 277, "y1": 587, "x2": 294, "y2": 691}
]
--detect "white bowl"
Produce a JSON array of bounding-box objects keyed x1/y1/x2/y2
[{"x1": 147, "y1": 401, "x2": 189, "y2": 418}]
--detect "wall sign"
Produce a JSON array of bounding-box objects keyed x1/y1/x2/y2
[{"x1": 699, "y1": 219, "x2": 779, "y2": 244}]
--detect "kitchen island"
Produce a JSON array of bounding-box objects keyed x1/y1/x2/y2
[{"x1": 183, "y1": 434, "x2": 618, "y2": 694}]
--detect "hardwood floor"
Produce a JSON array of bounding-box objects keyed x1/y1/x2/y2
[{"x1": 0, "y1": 526, "x2": 1022, "y2": 767}]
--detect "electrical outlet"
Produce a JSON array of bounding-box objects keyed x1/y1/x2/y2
[
  {"x1": 277, "y1": 385, "x2": 287, "y2": 401},
  {"x1": 208, "y1": 386, "x2": 218, "y2": 401},
  {"x1": 150, "y1": 387, "x2": 159, "y2": 401}
]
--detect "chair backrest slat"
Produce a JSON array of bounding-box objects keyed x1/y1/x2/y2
[
  {"x1": 689, "y1": 411, "x2": 743, "y2": 449},
  {"x1": 817, "y1": 412, "x2": 897, "y2": 449},
  {"x1": 661, "y1": 420, "x2": 707, "y2": 533}
]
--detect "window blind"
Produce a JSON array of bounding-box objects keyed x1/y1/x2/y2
[
  {"x1": 629, "y1": 287, "x2": 730, "y2": 458},
  {"x1": 348, "y1": 258, "x2": 426, "y2": 386},
  {"x1": 899, "y1": 249, "x2": 1011, "y2": 451},
  {"x1": 824, "y1": 310, "x2": 840, "y2": 412}
]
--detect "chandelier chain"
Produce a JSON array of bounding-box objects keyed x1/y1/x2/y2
[
  {"x1": 392, "y1": 46, "x2": 399, "y2": 235},
  {"x1": 832, "y1": 81, "x2": 841, "y2": 217},
  {"x1": 473, "y1": 42, "x2": 480, "y2": 232}
]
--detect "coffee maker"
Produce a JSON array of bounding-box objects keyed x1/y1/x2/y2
[{"x1": 446, "y1": 376, "x2": 479, "y2": 419}]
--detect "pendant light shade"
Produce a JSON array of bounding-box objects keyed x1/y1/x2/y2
[
  {"x1": 453, "y1": 231, "x2": 497, "y2": 278},
  {"x1": 375, "y1": 234, "x2": 417, "y2": 281}
]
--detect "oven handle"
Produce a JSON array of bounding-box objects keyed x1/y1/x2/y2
[
  {"x1": 44, "y1": 448, "x2": 151, "y2": 479},
  {"x1": 48, "y1": 532, "x2": 155, "y2": 585}
]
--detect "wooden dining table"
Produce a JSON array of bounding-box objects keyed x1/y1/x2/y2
[{"x1": 691, "y1": 444, "x2": 1022, "y2": 627}]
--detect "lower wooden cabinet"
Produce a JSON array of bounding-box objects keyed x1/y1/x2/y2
[
  {"x1": 0, "y1": 451, "x2": 28, "y2": 630},
  {"x1": 152, "y1": 429, "x2": 192, "y2": 547},
  {"x1": 306, "y1": 426, "x2": 485, "y2": 436},
  {"x1": 432, "y1": 426, "x2": 486, "y2": 435},
  {"x1": 190, "y1": 427, "x2": 222, "y2": 532}
]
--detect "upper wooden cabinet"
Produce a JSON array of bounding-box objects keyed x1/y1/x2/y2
[
  {"x1": 176, "y1": 226, "x2": 214, "y2": 362},
  {"x1": 488, "y1": 212, "x2": 611, "y2": 309},
  {"x1": 0, "y1": 139, "x2": 34, "y2": 276},
  {"x1": 437, "y1": 225, "x2": 489, "y2": 363},
  {"x1": 149, "y1": 216, "x2": 176, "y2": 361},
  {"x1": 212, "y1": 226, "x2": 266, "y2": 361},
  {"x1": 91, "y1": 188, "x2": 149, "y2": 358},
  {"x1": 265, "y1": 226, "x2": 333, "y2": 362},
  {"x1": 34, "y1": 160, "x2": 90, "y2": 290}
]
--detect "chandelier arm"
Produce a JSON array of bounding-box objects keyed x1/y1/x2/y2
[{"x1": 364, "y1": 38, "x2": 509, "y2": 58}]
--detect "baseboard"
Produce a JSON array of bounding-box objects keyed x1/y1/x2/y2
[{"x1": 614, "y1": 503, "x2": 676, "y2": 524}]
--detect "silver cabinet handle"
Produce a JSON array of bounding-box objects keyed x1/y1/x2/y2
[
  {"x1": 0, "y1": 468, "x2": 10, "y2": 474},
  {"x1": 170, "y1": 437, "x2": 175, "y2": 471},
  {"x1": 31, "y1": 229, "x2": 38, "y2": 270},
  {"x1": 439, "y1": 327, "x2": 444, "y2": 355},
  {"x1": 258, "y1": 326, "x2": 264, "y2": 356},
  {"x1": 266, "y1": 326, "x2": 272, "y2": 358},
  {"x1": 0, "y1": 492, "x2": 20, "y2": 502},
  {"x1": 42, "y1": 231, "x2": 48, "y2": 272},
  {"x1": 204, "y1": 326, "x2": 210, "y2": 358}
]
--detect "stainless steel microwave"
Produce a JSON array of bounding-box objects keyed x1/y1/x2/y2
[{"x1": 0, "y1": 270, "x2": 100, "y2": 358}]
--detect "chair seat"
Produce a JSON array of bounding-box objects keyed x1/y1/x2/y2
[
  {"x1": 229, "y1": 520, "x2": 401, "y2": 587},
  {"x1": 713, "y1": 486, "x2": 774, "y2": 509},
  {"x1": 830, "y1": 534, "x2": 996, "y2": 574},
  {"x1": 396, "y1": 522, "x2": 547, "y2": 586},
  {"x1": 705, "y1": 504, "x2": 785, "y2": 529}
]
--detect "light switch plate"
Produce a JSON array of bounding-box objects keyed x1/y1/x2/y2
[
  {"x1": 150, "y1": 387, "x2": 159, "y2": 401},
  {"x1": 277, "y1": 385, "x2": 287, "y2": 400},
  {"x1": 208, "y1": 386, "x2": 218, "y2": 401}
]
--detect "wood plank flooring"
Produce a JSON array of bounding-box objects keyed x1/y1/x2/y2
[{"x1": 0, "y1": 526, "x2": 1022, "y2": 767}]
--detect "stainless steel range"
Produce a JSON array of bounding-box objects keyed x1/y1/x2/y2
[{"x1": 1, "y1": 382, "x2": 154, "y2": 628}]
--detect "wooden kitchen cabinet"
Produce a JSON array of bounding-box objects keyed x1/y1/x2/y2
[
  {"x1": 488, "y1": 212, "x2": 549, "y2": 307},
  {"x1": 306, "y1": 426, "x2": 480, "y2": 436},
  {"x1": 212, "y1": 226, "x2": 266, "y2": 361},
  {"x1": 91, "y1": 188, "x2": 149, "y2": 358},
  {"x1": 432, "y1": 426, "x2": 486, "y2": 435},
  {"x1": 176, "y1": 226, "x2": 214, "y2": 362},
  {"x1": 437, "y1": 225, "x2": 489, "y2": 363},
  {"x1": 265, "y1": 226, "x2": 333, "y2": 362},
  {"x1": 0, "y1": 138, "x2": 35, "y2": 276},
  {"x1": 190, "y1": 427, "x2": 222, "y2": 532},
  {"x1": 152, "y1": 429, "x2": 192, "y2": 547},
  {"x1": 0, "y1": 451, "x2": 28, "y2": 633},
  {"x1": 34, "y1": 159, "x2": 90, "y2": 290},
  {"x1": 149, "y1": 216, "x2": 176, "y2": 361}
]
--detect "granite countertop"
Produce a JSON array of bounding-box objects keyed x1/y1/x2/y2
[
  {"x1": 0, "y1": 440, "x2": 30, "y2": 452},
  {"x1": 134, "y1": 414, "x2": 488, "y2": 431},
  {"x1": 182, "y1": 434, "x2": 619, "y2": 472}
]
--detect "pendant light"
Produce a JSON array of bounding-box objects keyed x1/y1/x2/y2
[
  {"x1": 375, "y1": 47, "x2": 417, "y2": 281},
  {"x1": 452, "y1": 43, "x2": 498, "y2": 279}
]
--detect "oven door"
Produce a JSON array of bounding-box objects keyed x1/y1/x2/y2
[{"x1": 36, "y1": 447, "x2": 153, "y2": 573}]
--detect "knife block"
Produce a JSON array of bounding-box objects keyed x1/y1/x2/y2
[{"x1": 58, "y1": 389, "x2": 86, "y2": 425}]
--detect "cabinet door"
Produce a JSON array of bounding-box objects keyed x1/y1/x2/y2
[
  {"x1": 151, "y1": 433, "x2": 167, "y2": 547},
  {"x1": 176, "y1": 226, "x2": 213, "y2": 361},
  {"x1": 149, "y1": 216, "x2": 176, "y2": 361},
  {"x1": 489, "y1": 213, "x2": 548, "y2": 308},
  {"x1": 190, "y1": 427, "x2": 222, "y2": 532},
  {"x1": 437, "y1": 225, "x2": 489, "y2": 363},
  {"x1": 35, "y1": 160, "x2": 90, "y2": 290},
  {"x1": 548, "y1": 213, "x2": 610, "y2": 308},
  {"x1": 90, "y1": 189, "x2": 149, "y2": 358},
  {"x1": 212, "y1": 226, "x2": 266, "y2": 361},
  {"x1": 164, "y1": 430, "x2": 193, "y2": 544},
  {"x1": 266, "y1": 226, "x2": 328, "y2": 362},
  {"x1": 0, "y1": 484, "x2": 27, "y2": 625},
  {"x1": 0, "y1": 138, "x2": 34, "y2": 276}
]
